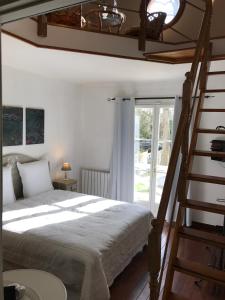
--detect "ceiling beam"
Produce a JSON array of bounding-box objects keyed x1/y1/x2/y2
[
  {"x1": 0, "y1": 0, "x2": 91, "y2": 24},
  {"x1": 37, "y1": 15, "x2": 47, "y2": 37},
  {"x1": 139, "y1": 0, "x2": 147, "y2": 51}
]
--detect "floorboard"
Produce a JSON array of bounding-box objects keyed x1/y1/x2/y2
[{"x1": 110, "y1": 228, "x2": 225, "y2": 300}]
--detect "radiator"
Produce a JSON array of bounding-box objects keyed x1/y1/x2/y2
[{"x1": 81, "y1": 168, "x2": 110, "y2": 198}]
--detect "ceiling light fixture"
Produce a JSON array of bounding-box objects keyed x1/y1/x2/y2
[
  {"x1": 84, "y1": 0, "x2": 126, "y2": 33},
  {"x1": 100, "y1": 0, "x2": 125, "y2": 26}
]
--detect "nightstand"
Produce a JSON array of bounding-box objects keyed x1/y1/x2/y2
[
  {"x1": 53, "y1": 178, "x2": 78, "y2": 192},
  {"x1": 3, "y1": 269, "x2": 67, "y2": 300}
]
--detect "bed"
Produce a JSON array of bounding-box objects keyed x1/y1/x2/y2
[{"x1": 2, "y1": 154, "x2": 152, "y2": 300}]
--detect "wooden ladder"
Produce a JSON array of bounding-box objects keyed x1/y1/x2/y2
[
  {"x1": 162, "y1": 51, "x2": 225, "y2": 298},
  {"x1": 147, "y1": 1, "x2": 225, "y2": 300}
]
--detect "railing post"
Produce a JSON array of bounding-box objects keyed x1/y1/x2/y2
[
  {"x1": 139, "y1": 0, "x2": 147, "y2": 51},
  {"x1": 148, "y1": 219, "x2": 162, "y2": 300},
  {"x1": 161, "y1": 73, "x2": 193, "y2": 300},
  {"x1": 178, "y1": 72, "x2": 192, "y2": 203}
]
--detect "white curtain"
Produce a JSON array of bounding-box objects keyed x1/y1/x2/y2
[{"x1": 109, "y1": 98, "x2": 135, "y2": 202}]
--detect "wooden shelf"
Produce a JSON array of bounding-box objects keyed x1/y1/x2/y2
[
  {"x1": 204, "y1": 89, "x2": 225, "y2": 93},
  {"x1": 179, "y1": 227, "x2": 225, "y2": 248},
  {"x1": 188, "y1": 173, "x2": 225, "y2": 184},
  {"x1": 174, "y1": 258, "x2": 225, "y2": 286},
  {"x1": 207, "y1": 71, "x2": 225, "y2": 76},
  {"x1": 193, "y1": 150, "x2": 225, "y2": 158},
  {"x1": 184, "y1": 199, "x2": 225, "y2": 215},
  {"x1": 200, "y1": 108, "x2": 225, "y2": 112},
  {"x1": 196, "y1": 128, "x2": 225, "y2": 134}
]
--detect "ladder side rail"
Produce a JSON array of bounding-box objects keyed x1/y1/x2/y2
[
  {"x1": 148, "y1": 1, "x2": 213, "y2": 299},
  {"x1": 157, "y1": 172, "x2": 184, "y2": 284},
  {"x1": 161, "y1": 47, "x2": 209, "y2": 299},
  {"x1": 149, "y1": 72, "x2": 195, "y2": 300},
  {"x1": 187, "y1": 38, "x2": 212, "y2": 173},
  {"x1": 151, "y1": 0, "x2": 212, "y2": 234},
  {"x1": 160, "y1": 30, "x2": 212, "y2": 300},
  {"x1": 158, "y1": 39, "x2": 211, "y2": 294},
  {"x1": 189, "y1": 0, "x2": 212, "y2": 82}
]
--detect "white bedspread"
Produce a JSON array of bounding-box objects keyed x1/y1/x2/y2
[{"x1": 3, "y1": 190, "x2": 152, "y2": 300}]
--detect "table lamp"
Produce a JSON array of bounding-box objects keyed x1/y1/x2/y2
[{"x1": 61, "y1": 162, "x2": 71, "y2": 180}]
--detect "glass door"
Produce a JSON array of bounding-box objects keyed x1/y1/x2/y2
[
  {"x1": 134, "y1": 107, "x2": 154, "y2": 208},
  {"x1": 134, "y1": 104, "x2": 174, "y2": 216}
]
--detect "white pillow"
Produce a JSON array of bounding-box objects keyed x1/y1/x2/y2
[
  {"x1": 17, "y1": 160, "x2": 53, "y2": 198},
  {"x1": 3, "y1": 165, "x2": 16, "y2": 205}
]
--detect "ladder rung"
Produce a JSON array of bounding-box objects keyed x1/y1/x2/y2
[
  {"x1": 200, "y1": 109, "x2": 225, "y2": 112},
  {"x1": 188, "y1": 173, "x2": 225, "y2": 185},
  {"x1": 196, "y1": 128, "x2": 225, "y2": 134},
  {"x1": 193, "y1": 150, "x2": 225, "y2": 158},
  {"x1": 174, "y1": 258, "x2": 225, "y2": 286},
  {"x1": 179, "y1": 227, "x2": 225, "y2": 249},
  {"x1": 184, "y1": 199, "x2": 225, "y2": 215},
  {"x1": 204, "y1": 89, "x2": 225, "y2": 93},
  {"x1": 207, "y1": 71, "x2": 225, "y2": 76}
]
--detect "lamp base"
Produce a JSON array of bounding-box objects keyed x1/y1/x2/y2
[{"x1": 64, "y1": 172, "x2": 69, "y2": 180}]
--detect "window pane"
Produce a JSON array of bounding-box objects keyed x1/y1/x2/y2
[
  {"x1": 135, "y1": 108, "x2": 153, "y2": 140},
  {"x1": 155, "y1": 107, "x2": 174, "y2": 206},
  {"x1": 134, "y1": 108, "x2": 153, "y2": 208},
  {"x1": 148, "y1": 0, "x2": 180, "y2": 24},
  {"x1": 159, "y1": 107, "x2": 174, "y2": 141}
]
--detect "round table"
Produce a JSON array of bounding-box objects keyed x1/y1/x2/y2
[{"x1": 3, "y1": 269, "x2": 67, "y2": 300}]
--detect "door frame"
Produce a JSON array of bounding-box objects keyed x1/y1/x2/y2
[
  {"x1": 135, "y1": 99, "x2": 174, "y2": 215},
  {"x1": 0, "y1": 1, "x2": 89, "y2": 298}
]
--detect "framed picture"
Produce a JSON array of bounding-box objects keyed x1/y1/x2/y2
[
  {"x1": 3, "y1": 106, "x2": 23, "y2": 146},
  {"x1": 26, "y1": 108, "x2": 45, "y2": 145}
]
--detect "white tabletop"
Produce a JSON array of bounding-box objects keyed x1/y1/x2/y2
[{"x1": 3, "y1": 269, "x2": 67, "y2": 300}]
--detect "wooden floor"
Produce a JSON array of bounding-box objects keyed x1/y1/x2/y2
[{"x1": 110, "y1": 228, "x2": 225, "y2": 300}]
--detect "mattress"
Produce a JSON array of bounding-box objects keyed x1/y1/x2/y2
[{"x1": 2, "y1": 190, "x2": 152, "y2": 300}]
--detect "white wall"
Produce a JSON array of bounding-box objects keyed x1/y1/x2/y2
[
  {"x1": 79, "y1": 75, "x2": 225, "y2": 227},
  {"x1": 191, "y1": 73, "x2": 225, "y2": 226},
  {"x1": 3, "y1": 62, "x2": 224, "y2": 227},
  {"x1": 79, "y1": 79, "x2": 184, "y2": 170},
  {"x1": 2, "y1": 66, "x2": 82, "y2": 180}
]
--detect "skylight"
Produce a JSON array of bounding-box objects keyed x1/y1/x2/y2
[{"x1": 148, "y1": 0, "x2": 181, "y2": 25}]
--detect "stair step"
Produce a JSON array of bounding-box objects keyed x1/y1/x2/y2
[
  {"x1": 204, "y1": 89, "x2": 225, "y2": 93},
  {"x1": 196, "y1": 128, "x2": 225, "y2": 134},
  {"x1": 179, "y1": 227, "x2": 225, "y2": 248},
  {"x1": 188, "y1": 173, "x2": 225, "y2": 185},
  {"x1": 174, "y1": 258, "x2": 225, "y2": 286},
  {"x1": 207, "y1": 71, "x2": 225, "y2": 76},
  {"x1": 184, "y1": 199, "x2": 225, "y2": 215},
  {"x1": 200, "y1": 108, "x2": 225, "y2": 112},
  {"x1": 193, "y1": 150, "x2": 225, "y2": 158},
  {"x1": 168, "y1": 293, "x2": 189, "y2": 300}
]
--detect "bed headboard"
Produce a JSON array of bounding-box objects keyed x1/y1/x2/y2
[{"x1": 3, "y1": 153, "x2": 38, "y2": 199}]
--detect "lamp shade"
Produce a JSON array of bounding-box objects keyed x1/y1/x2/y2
[{"x1": 61, "y1": 162, "x2": 71, "y2": 171}]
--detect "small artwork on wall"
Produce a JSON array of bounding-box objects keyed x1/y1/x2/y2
[
  {"x1": 26, "y1": 108, "x2": 45, "y2": 145},
  {"x1": 3, "y1": 106, "x2": 23, "y2": 146}
]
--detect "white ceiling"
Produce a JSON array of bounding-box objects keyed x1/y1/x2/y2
[{"x1": 2, "y1": 33, "x2": 192, "y2": 84}]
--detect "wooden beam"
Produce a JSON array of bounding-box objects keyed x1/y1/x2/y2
[
  {"x1": 37, "y1": 15, "x2": 47, "y2": 37},
  {"x1": 0, "y1": 0, "x2": 88, "y2": 25},
  {"x1": 139, "y1": 0, "x2": 147, "y2": 51}
]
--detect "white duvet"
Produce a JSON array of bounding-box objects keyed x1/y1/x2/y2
[{"x1": 3, "y1": 190, "x2": 152, "y2": 300}]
